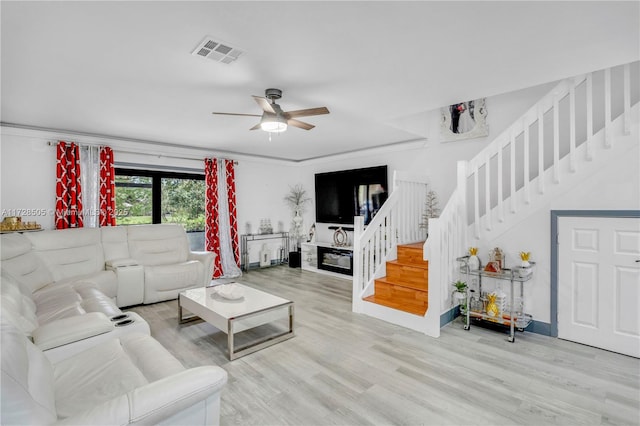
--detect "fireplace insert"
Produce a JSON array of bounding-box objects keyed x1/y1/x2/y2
[{"x1": 317, "y1": 245, "x2": 353, "y2": 276}]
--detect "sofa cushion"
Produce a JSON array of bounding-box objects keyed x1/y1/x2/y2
[
  {"x1": 127, "y1": 224, "x2": 190, "y2": 266},
  {"x1": 53, "y1": 333, "x2": 185, "y2": 419},
  {"x1": 32, "y1": 284, "x2": 86, "y2": 324},
  {"x1": 1, "y1": 234, "x2": 54, "y2": 293},
  {"x1": 57, "y1": 269, "x2": 118, "y2": 300},
  {"x1": 144, "y1": 261, "x2": 203, "y2": 292},
  {"x1": 1, "y1": 317, "x2": 57, "y2": 425},
  {"x1": 73, "y1": 283, "x2": 121, "y2": 318},
  {"x1": 101, "y1": 226, "x2": 130, "y2": 263},
  {"x1": 25, "y1": 228, "x2": 106, "y2": 282},
  {"x1": 1, "y1": 275, "x2": 39, "y2": 336}
]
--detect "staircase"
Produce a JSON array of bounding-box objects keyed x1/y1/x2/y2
[
  {"x1": 352, "y1": 60, "x2": 639, "y2": 338},
  {"x1": 363, "y1": 242, "x2": 428, "y2": 315}
]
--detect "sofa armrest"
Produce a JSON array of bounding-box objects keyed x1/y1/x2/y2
[
  {"x1": 55, "y1": 366, "x2": 228, "y2": 426},
  {"x1": 106, "y1": 260, "x2": 144, "y2": 307},
  {"x1": 32, "y1": 312, "x2": 114, "y2": 351},
  {"x1": 188, "y1": 251, "x2": 216, "y2": 286}
]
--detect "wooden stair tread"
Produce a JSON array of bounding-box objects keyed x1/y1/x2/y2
[
  {"x1": 376, "y1": 277, "x2": 427, "y2": 292},
  {"x1": 363, "y1": 293, "x2": 427, "y2": 316},
  {"x1": 387, "y1": 259, "x2": 428, "y2": 270},
  {"x1": 401, "y1": 241, "x2": 426, "y2": 250}
]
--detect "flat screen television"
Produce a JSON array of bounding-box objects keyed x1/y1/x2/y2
[{"x1": 315, "y1": 165, "x2": 388, "y2": 225}]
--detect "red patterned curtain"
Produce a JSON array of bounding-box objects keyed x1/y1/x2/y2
[
  {"x1": 205, "y1": 158, "x2": 223, "y2": 277},
  {"x1": 225, "y1": 160, "x2": 240, "y2": 267},
  {"x1": 99, "y1": 147, "x2": 116, "y2": 226},
  {"x1": 205, "y1": 158, "x2": 240, "y2": 278},
  {"x1": 55, "y1": 141, "x2": 84, "y2": 229}
]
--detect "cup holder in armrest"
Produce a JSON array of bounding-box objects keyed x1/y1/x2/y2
[
  {"x1": 115, "y1": 319, "x2": 134, "y2": 327},
  {"x1": 110, "y1": 314, "x2": 129, "y2": 322}
]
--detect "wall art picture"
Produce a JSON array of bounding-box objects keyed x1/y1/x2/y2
[{"x1": 441, "y1": 98, "x2": 488, "y2": 141}]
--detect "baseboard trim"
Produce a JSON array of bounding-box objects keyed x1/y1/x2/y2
[{"x1": 440, "y1": 307, "x2": 458, "y2": 327}]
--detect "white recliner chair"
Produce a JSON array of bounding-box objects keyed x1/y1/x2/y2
[
  {"x1": 126, "y1": 224, "x2": 215, "y2": 304},
  {"x1": 1, "y1": 316, "x2": 228, "y2": 425}
]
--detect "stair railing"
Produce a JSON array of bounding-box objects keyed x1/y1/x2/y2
[
  {"x1": 426, "y1": 61, "x2": 638, "y2": 317},
  {"x1": 353, "y1": 171, "x2": 429, "y2": 313}
]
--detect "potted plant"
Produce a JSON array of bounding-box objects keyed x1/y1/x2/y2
[{"x1": 452, "y1": 280, "x2": 467, "y2": 299}]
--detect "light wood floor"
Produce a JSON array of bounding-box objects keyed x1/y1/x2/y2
[{"x1": 128, "y1": 266, "x2": 640, "y2": 426}]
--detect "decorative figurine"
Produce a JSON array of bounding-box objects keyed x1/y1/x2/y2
[
  {"x1": 519, "y1": 251, "x2": 532, "y2": 277},
  {"x1": 486, "y1": 293, "x2": 500, "y2": 318},
  {"x1": 468, "y1": 247, "x2": 480, "y2": 270},
  {"x1": 490, "y1": 247, "x2": 505, "y2": 269},
  {"x1": 308, "y1": 223, "x2": 316, "y2": 243}
]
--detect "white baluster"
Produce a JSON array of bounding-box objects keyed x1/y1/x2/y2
[
  {"x1": 604, "y1": 67, "x2": 612, "y2": 148},
  {"x1": 510, "y1": 130, "x2": 517, "y2": 213},
  {"x1": 586, "y1": 73, "x2": 593, "y2": 161},
  {"x1": 524, "y1": 118, "x2": 531, "y2": 203},
  {"x1": 485, "y1": 152, "x2": 492, "y2": 231},
  {"x1": 569, "y1": 83, "x2": 576, "y2": 172},
  {"x1": 553, "y1": 96, "x2": 560, "y2": 183},
  {"x1": 375, "y1": 225, "x2": 382, "y2": 271},
  {"x1": 538, "y1": 107, "x2": 545, "y2": 194},
  {"x1": 473, "y1": 165, "x2": 480, "y2": 239},
  {"x1": 624, "y1": 63, "x2": 631, "y2": 135},
  {"x1": 498, "y1": 140, "x2": 504, "y2": 222}
]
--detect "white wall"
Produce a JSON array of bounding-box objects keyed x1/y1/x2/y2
[
  {"x1": 1, "y1": 130, "x2": 57, "y2": 229},
  {"x1": 0, "y1": 127, "x2": 300, "y2": 264},
  {"x1": 405, "y1": 81, "x2": 558, "y2": 203}
]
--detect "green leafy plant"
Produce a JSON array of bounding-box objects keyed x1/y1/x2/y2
[
  {"x1": 452, "y1": 280, "x2": 467, "y2": 292},
  {"x1": 452, "y1": 280, "x2": 468, "y2": 313}
]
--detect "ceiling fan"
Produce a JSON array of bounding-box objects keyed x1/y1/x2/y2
[{"x1": 212, "y1": 88, "x2": 329, "y2": 133}]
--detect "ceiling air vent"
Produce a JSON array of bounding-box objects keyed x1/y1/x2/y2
[{"x1": 191, "y1": 36, "x2": 244, "y2": 64}]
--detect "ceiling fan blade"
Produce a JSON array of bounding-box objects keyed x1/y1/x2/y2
[
  {"x1": 252, "y1": 96, "x2": 276, "y2": 114},
  {"x1": 212, "y1": 112, "x2": 261, "y2": 117},
  {"x1": 284, "y1": 107, "x2": 329, "y2": 119},
  {"x1": 249, "y1": 123, "x2": 262, "y2": 131},
  {"x1": 287, "y1": 118, "x2": 315, "y2": 130}
]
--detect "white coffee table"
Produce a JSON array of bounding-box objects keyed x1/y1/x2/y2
[{"x1": 178, "y1": 283, "x2": 294, "y2": 360}]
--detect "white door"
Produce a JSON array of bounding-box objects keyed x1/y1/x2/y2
[{"x1": 558, "y1": 216, "x2": 640, "y2": 358}]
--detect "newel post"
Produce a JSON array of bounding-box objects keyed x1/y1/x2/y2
[{"x1": 352, "y1": 216, "x2": 365, "y2": 313}]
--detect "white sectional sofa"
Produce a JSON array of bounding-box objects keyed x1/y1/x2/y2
[
  {"x1": 0, "y1": 224, "x2": 227, "y2": 425},
  {"x1": 2, "y1": 223, "x2": 215, "y2": 308},
  {"x1": 1, "y1": 317, "x2": 228, "y2": 425},
  {"x1": 0, "y1": 223, "x2": 216, "y2": 360}
]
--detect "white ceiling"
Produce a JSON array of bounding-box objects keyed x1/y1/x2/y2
[{"x1": 2, "y1": 1, "x2": 638, "y2": 162}]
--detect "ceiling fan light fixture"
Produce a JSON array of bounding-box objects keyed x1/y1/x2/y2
[{"x1": 260, "y1": 115, "x2": 288, "y2": 133}]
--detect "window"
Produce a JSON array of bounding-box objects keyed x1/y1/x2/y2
[{"x1": 115, "y1": 168, "x2": 206, "y2": 250}]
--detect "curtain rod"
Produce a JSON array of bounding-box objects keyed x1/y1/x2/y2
[{"x1": 46, "y1": 141, "x2": 238, "y2": 164}]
